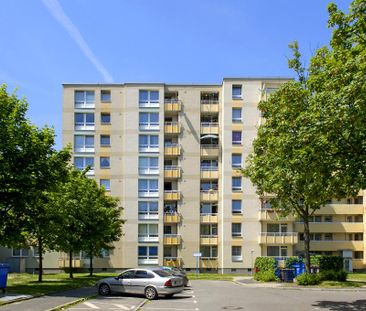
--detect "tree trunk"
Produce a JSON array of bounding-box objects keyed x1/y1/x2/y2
[
  {"x1": 69, "y1": 251, "x2": 73, "y2": 279},
  {"x1": 89, "y1": 254, "x2": 93, "y2": 277},
  {"x1": 303, "y1": 216, "x2": 311, "y2": 273},
  {"x1": 38, "y1": 237, "x2": 43, "y2": 282}
]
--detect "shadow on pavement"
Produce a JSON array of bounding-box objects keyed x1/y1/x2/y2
[{"x1": 312, "y1": 300, "x2": 366, "y2": 311}]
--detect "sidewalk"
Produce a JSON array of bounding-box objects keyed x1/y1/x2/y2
[{"x1": 0, "y1": 287, "x2": 96, "y2": 311}]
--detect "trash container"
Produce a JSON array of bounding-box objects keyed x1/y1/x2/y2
[
  {"x1": 280, "y1": 269, "x2": 295, "y2": 282},
  {"x1": 292, "y1": 263, "x2": 305, "y2": 277},
  {"x1": 0, "y1": 264, "x2": 10, "y2": 293}
]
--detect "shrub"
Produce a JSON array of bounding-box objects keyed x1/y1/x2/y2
[
  {"x1": 310, "y1": 255, "x2": 321, "y2": 267},
  {"x1": 254, "y1": 270, "x2": 278, "y2": 282},
  {"x1": 319, "y1": 256, "x2": 343, "y2": 271},
  {"x1": 319, "y1": 270, "x2": 348, "y2": 282},
  {"x1": 254, "y1": 257, "x2": 276, "y2": 272},
  {"x1": 296, "y1": 273, "x2": 321, "y2": 286},
  {"x1": 285, "y1": 256, "x2": 302, "y2": 268}
]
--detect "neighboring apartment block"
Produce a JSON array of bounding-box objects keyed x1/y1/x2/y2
[{"x1": 1, "y1": 78, "x2": 365, "y2": 273}]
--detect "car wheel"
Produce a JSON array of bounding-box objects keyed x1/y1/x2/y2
[
  {"x1": 99, "y1": 283, "x2": 111, "y2": 296},
  {"x1": 145, "y1": 286, "x2": 158, "y2": 300}
]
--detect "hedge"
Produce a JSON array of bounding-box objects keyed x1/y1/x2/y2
[{"x1": 319, "y1": 256, "x2": 343, "y2": 271}]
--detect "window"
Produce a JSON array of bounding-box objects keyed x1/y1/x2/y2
[
  {"x1": 74, "y1": 113, "x2": 94, "y2": 130},
  {"x1": 324, "y1": 233, "x2": 333, "y2": 241},
  {"x1": 139, "y1": 90, "x2": 159, "y2": 107},
  {"x1": 324, "y1": 215, "x2": 333, "y2": 223},
  {"x1": 232, "y1": 177, "x2": 242, "y2": 191},
  {"x1": 135, "y1": 270, "x2": 154, "y2": 279},
  {"x1": 100, "y1": 135, "x2": 110, "y2": 146},
  {"x1": 138, "y1": 179, "x2": 159, "y2": 197},
  {"x1": 200, "y1": 181, "x2": 218, "y2": 191},
  {"x1": 100, "y1": 179, "x2": 110, "y2": 191},
  {"x1": 138, "y1": 246, "x2": 158, "y2": 262},
  {"x1": 232, "y1": 246, "x2": 242, "y2": 261},
  {"x1": 280, "y1": 246, "x2": 288, "y2": 257},
  {"x1": 139, "y1": 157, "x2": 159, "y2": 175},
  {"x1": 232, "y1": 108, "x2": 242, "y2": 122},
  {"x1": 101, "y1": 90, "x2": 111, "y2": 102},
  {"x1": 74, "y1": 157, "x2": 94, "y2": 173},
  {"x1": 232, "y1": 85, "x2": 242, "y2": 99},
  {"x1": 74, "y1": 135, "x2": 94, "y2": 152},
  {"x1": 201, "y1": 246, "x2": 217, "y2": 258},
  {"x1": 232, "y1": 200, "x2": 242, "y2": 214},
  {"x1": 232, "y1": 131, "x2": 242, "y2": 145},
  {"x1": 139, "y1": 112, "x2": 159, "y2": 130},
  {"x1": 100, "y1": 249, "x2": 110, "y2": 257},
  {"x1": 12, "y1": 249, "x2": 29, "y2": 257},
  {"x1": 314, "y1": 216, "x2": 322, "y2": 222},
  {"x1": 101, "y1": 113, "x2": 111, "y2": 124},
  {"x1": 267, "y1": 246, "x2": 279, "y2": 257},
  {"x1": 33, "y1": 247, "x2": 39, "y2": 257},
  {"x1": 200, "y1": 203, "x2": 218, "y2": 215},
  {"x1": 138, "y1": 201, "x2": 158, "y2": 219},
  {"x1": 200, "y1": 224, "x2": 218, "y2": 236},
  {"x1": 139, "y1": 135, "x2": 159, "y2": 152},
  {"x1": 100, "y1": 157, "x2": 110, "y2": 169},
  {"x1": 75, "y1": 90, "x2": 95, "y2": 108},
  {"x1": 354, "y1": 251, "x2": 364, "y2": 259},
  {"x1": 138, "y1": 224, "x2": 158, "y2": 241},
  {"x1": 232, "y1": 154, "x2": 242, "y2": 168},
  {"x1": 232, "y1": 223, "x2": 242, "y2": 237}
]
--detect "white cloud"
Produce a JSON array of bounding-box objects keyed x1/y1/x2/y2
[{"x1": 41, "y1": 0, "x2": 114, "y2": 83}]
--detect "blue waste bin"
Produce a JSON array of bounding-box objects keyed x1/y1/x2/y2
[
  {"x1": 281, "y1": 269, "x2": 295, "y2": 282},
  {"x1": 292, "y1": 263, "x2": 305, "y2": 277},
  {"x1": 0, "y1": 264, "x2": 10, "y2": 292}
]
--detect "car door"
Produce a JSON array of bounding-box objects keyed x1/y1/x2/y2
[
  {"x1": 132, "y1": 270, "x2": 155, "y2": 294},
  {"x1": 113, "y1": 270, "x2": 135, "y2": 293}
]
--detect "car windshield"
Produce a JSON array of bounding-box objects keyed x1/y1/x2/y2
[{"x1": 153, "y1": 269, "x2": 172, "y2": 277}]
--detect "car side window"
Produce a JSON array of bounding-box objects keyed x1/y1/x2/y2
[
  {"x1": 120, "y1": 270, "x2": 135, "y2": 279},
  {"x1": 135, "y1": 270, "x2": 154, "y2": 279}
]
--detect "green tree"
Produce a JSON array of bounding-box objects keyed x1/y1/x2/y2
[
  {"x1": 0, "y1": 85, "x2": 71, "y2": 282},
  {"x1": 243, "y1": 0, "x2": 366, "y2": 272},
  {"x1": 51, "y1": 169, "x2": 123, "y2": 278}
]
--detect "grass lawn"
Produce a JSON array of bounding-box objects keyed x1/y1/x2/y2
[
  {"x1": 187, "y1": 273, "x2": 240, "y2": 281},
  {"x1": 4, "y1": 273, "x2": 114, "y2": 296},
  {"x1": 318, "y1": 280, "x2": 366, "y2": 288},
  {"x1": 347, "y1": 273, "x2": 366, "y2": 282}
]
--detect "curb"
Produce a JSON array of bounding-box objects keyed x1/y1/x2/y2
[
  {"x1": 0, "y1": 294, "x2": 42, "y2": 307},
  {"x1": 45, "y1": 294, "x2": 97, "y2": 311},
  {"x1": 135, "y1": 298, "x2": 148, "y2": 311},
  {"x1": 233, "y1": 279, "x2": 366, "y2": 292}
]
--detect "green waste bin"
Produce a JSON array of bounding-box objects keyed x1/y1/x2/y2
[{"x1": 0, "y1": 264, "x2": 10, "y2": 293}]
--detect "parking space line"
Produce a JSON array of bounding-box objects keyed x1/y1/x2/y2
[
  {"x1": 143, "y1": 308, "x2": 199, "y2": 311},
  {"x1": 84, "y1": 302, "x2": 100, "y2": 309},
  {"x1": 111, "y1": 304, "x2": 131, "y2": 310}
]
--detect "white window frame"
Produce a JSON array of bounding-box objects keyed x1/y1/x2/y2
[
  {"x1": 232, "y1": 108, "x2": 242, "y2": 122},
  {"x1": 12, "y1": 248, "x2": 29, "y2": 257},
  {"x1": 74, "y1": 156, "x2": 94, "y2": 175},
  {"x1": 232, "y1": 246, "x2": 242, "y2": 262},
  {"x1": 100, "y1": 135, "x2": 110, "y2": 147},
  {"x1": 100, "y1": 156, "x2": 110, "y2": 169},
  {"x1": 232, "y1": 223, "x2": 242, "y2": 237},
  {"x1": 139, "y1": 112, "x2": 160, "y2": 131},
  {"x1": 232, "y1": 85, "x2": 242, "y2": 99},
  {"x1": 232, "y1": 154, "x2": 242, "y2": 168},
  {"x1": 101, "y1": 112, "x2": 111, "y2": 125},
  {"x1": 138, "y1": 246, "x2": 158, "y2": 265},
  {"x1": 138, "y1": 224, "x2": 159, "y2": 242},
  {"x1": 139, "y1": 135, "x2": 159, "y2": 153},
  {"x1": 232, "y1": 131, "x2": 242, "y2": 145},
  {"x1": 201, "y1": 246, "x2": 218, "y2": 259},
  {"x1": 74, "y1": 135, "x2": 94, "y2": 153},
  {"x1": 139, "y1": 157, "x2": 159, "y2": 175},
  {"x1": 101, "y1": 90, "x2": 111, "y2": 102},
  {"x1": 74, "y1": 113, "x2": 95, "y2": 131},
  {"x1": 100, "y1": 179, "x2": 110, "y2": 191},
  {"x1": 138, "y1": 201, "x2": 159, "y2": 220},
  {"x1": 75, "y1": 90, "x2": 95, "y2": 108},
  {"x1": 138, "y1": 179, "x2": 159, "y2": 197},
  {"x1": 232, "y1": 200, "x2": 242, "y2": 214},
  {"x1": 139, "y1": 90, "x2": 160, "y2": 108},
  {"x1": 232, "y1": 177, "x2": 242, "y2": 191}
]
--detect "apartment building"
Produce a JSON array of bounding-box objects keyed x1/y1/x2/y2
[{"x1": 1, "y1": 77, "x2": 365, "y2": 273}]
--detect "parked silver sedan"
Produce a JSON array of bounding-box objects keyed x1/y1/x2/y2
[{"x1": 96, "y1": 268, "x2": 184, "y2": 299}]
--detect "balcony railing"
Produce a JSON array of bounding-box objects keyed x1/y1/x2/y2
[
  {"x1": 200, "y1": 258, "x2": 218, "y2": 269},
  {"x1": 138, "y1": 212, "x2": 159, "y2": 220},
  {"x1": 74, "y1": 145, "x2": 95, "y2": 153},
  {"x1": 232, "y1": 255, "x2": 243, "y2": 262},
  {"x1": 138, "y1": 257, "x2": 158, "y2": 265},
  {"x1": 200, "y1": 99, "x2": 219, "y2": 105},
  {"x1": 164, "y1": 190, "x2": 181, "y2": 201},
  {"x1": 138, "y1": 191, "x2": 159, "y2": 198},
  {"x1": 163, "y1": 257, "x2": 183, "y2": 267},
  {"x1": 200, "y1": 144, "x2": 219, "y2": 157},
  {"x1": 164, "y1": 122, "x2": 180, "y2": 134},
  {"x1": 75, "y1": 101, "x2": 95, "y2": 109},
  {"x1": 74, "y1": 123, "x2": 95, "y2": 131},
  {"x1": 163, "y1": 234, "x2": 181, "y2": 245},
  {"x1": 164, "y1": 212, "x2": 181, "y2": 223},
  {"x1": 164, "y1": 143, "x2": 181, "y2": 156},
  {"x1": 200, "y1": 122, "x2": 219, "y2": 134},
  {"x1": 200, "y1": 213, "x2": 218, "y2": 223},
  {"x1": 200, "y1": 235, "x2": 218, "y2": 245},
  {"x1": 164, "y1": 99, "x2": 181, "y2": 112},
  {"x1": 200, "y1": 190, "x2": 219, "y2": 202},
  {"x1": 138, "y1": 167, "x2": 159, "y2": 175},
  {"x1": 164, "y1": 166, "x2": 181, "y2": 179},
  {"x1": 139, "y1": 123, "x2": 160, "y2": 131},
  {"x1": 201, "y1": 100, "x2": 219, "y2": 113},
  {"x1": 139, "y1": 101, "x2": 160, "y2": 108},
  {"x1": 138, "y1": 234, "x2": 159, "y2": 242},
  {"x1": 139, "y1": 145, "x2": 159, "y2": 153},
  {"x1": 259, "y1": 232, "x2": 298, "y2": 245}
]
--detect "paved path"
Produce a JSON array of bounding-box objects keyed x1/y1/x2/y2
[
  {"x1": 0, "y1": 287, "x2": 95, "y2": 311},
  {"x1": 67, "y1": 296, "x2": 145, "y2": 311}
]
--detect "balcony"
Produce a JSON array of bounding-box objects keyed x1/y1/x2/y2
[
  {"x1": 200, "y1": 145, "x2": 219, "y2": 158},
  {"x1": 296, "y1": 240, "x2": 364, "y2": 252},
  {"x1": 259, "y1": 232, "x2": 298, "y2": 245},
  {"x1": 200, "y1": 190, "x2": 218, "y2": 202},
  {"x1": 138, "y1": 234, "x2": 159, "y2": 243},
  {"x1": 295, "y1": 222, "x2": 364, "y2": 233},
  {"x1": 259, "y1": 209, "x2": 296, "y2": 221},
  {"x1": 164, "y1": 166, "x2": 181, "y2": 179},
  {"x1": 200, "y1": 167, "x2": 219, "y2": 179},
  {"x1": 138, "y1": 258, "x2": 158, "y2": 265},
  {"x1": 200, "y1": 100, "x2": 219, "y2": 113},
  {"x1": 315, "y1": 204, "x2": 364, "y2": 215},
  {"x1": 200, "y1": 235, "x2": 218, "y2": 245},
  {"x1": 200, "y1": 258, "x2": 218, "y2": 269},
  {"x1": 164, "y1": 257, "x2": 183, "y2": 267},
  {"x1": 164, "y1": 234, "x2": 181, "y2": 245},
  {"x1": 164, "y1": 122, "x2": 180, "y2": 134},
  {"x1": 164, "y1": 212, "x2": 181, "y2": 223},
  {"x1": 164, "y1": 99, "x2": 181, "y2": 113},
  {"x1": 164, "y1": 144, "x2": 181, "y2": 156},
  {"x1": 164, "y1": 190, "x2": 181, "y2": 201},
  {"x1": 58, "y1": 259, "x2": 82, "y2": 268},
  {"x1": 200, "y1": 214, "x2": 218, "y2": 223},
  {"x1": 138, "y1": 212, "x2": 159, "y2": 221},
  {"x1": 201, "y1": 122, "x2": 219, "y2": 135}
]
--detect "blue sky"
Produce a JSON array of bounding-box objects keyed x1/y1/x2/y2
[{"x1": 0, "y1": 0, "x2": 351, "y2": 149}]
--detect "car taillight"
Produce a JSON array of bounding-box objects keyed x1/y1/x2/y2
[{"x1": 164, "y1": 279, "x2": 173, "y2": 287}]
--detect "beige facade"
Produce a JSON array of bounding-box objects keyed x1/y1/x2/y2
[{"x1": 2, "y1": 77, "x2": 365, "y2": 273}]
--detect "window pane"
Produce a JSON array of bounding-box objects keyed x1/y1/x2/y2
[
  {"x1": 232, "y1": 200, "x2": 242, "y2": 213},
  {"x1": 232, "y1": 108, "x2": 242, "y2": 120},
  {"x1": 85, "y1": 113, "x2": 94, "y2": 123},
  {"x1": 232, "y1": 154, "x2": 242, "y2": 167},
  {"x1": 150, "y1": 113, "x2": 159, "y2": 123},
  {"x1": 100, "y1": 157, "x2": 110, "y2": 168},
  {"x1": 101, "y1": 90, "x2": 111, "y2": 102},
  {"x1": 150, "y1": 91, "x2": 159, "y2": 102},
  {"x1": 100, "y1": 179, "x2": 110, "y2": 190},
  {"x1": 85, "y1": 157, "x2": 94, "y2": 167},
  {"x1": 139, "y1": 135, "x2": 148, "y2": 145},
  {"x1": 139, "y1": 90, "x2": 148, "y2": 102},
  {"x1": 86, "y1": 91, "x2": 95, "y2": 102},
  {"x1": 85, "y1": 136, "x2": 94, "y2": 146},
  {"x1": 74, "y1": 135, "x2": 84, "y2": 147},
  {"x1": 101, "y1": 113, "x2": 110, "y2": 123},
  {"x1": 150, "y1": 202, "x2": 158, "y2": 211},
  {"x1": 232, "y1": 85, "x2": 242, "y2": 97},
  {"x1": 150, "y1": 135, "x2": 159, "y2": 146},
  {"x1": 139, "y1": 157, "x2": 149, "y2": 168},
  {"x1": 101, "y1": 135, "x2": 110, "y2": 146},
  {"x1": 12, "y1": 249, "x2": 20, "y2": 256},
  {"x1": 149, "y1": 246, "x2": 158, "y2": 256},
  {"x1": 75, "y1": 91, "x2": 84, "y2": 101},
  {"x1": 150, "y1": 179, "x2": 158, "y2": 190},
  {"x1": 138, "y1": 246, "x2": 147, "y2": 256},
  {"x1": 74, "y1": 157, "x2": 84, "y2": 169},
  {"x1": 138, "y1": 179, "x2": 148, "y2": 191},
  {"x1": 150, "y1": 157, "x2": 158, "y2": 167},
  {"x1": 232, "y1": 132, "x2": 242, "y2": 144},
  {"x1": 139, "y1": 113, "x2": 148, "y2": 123},
  {"x1": 75, "y1": 113, "x2": 84, "y2": 123},
  {"x1": 138, "y1": 202, "x2": 148, "y2": 212}
]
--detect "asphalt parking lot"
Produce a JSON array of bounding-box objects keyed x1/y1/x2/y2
[{"x1": 67, "y1": 280, "x2": 366, "y2": 311}]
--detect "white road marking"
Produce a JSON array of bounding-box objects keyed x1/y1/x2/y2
[
  {"x1": 84, "y1": 302, "x2": 100, "y2": 309},
  {"x1": 143, "y1": 308, "x2": 199, "y2": 311}
]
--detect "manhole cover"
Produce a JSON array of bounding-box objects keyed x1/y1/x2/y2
[{"x1": 222, "y1": 307, "x2": 243, "y2": 310}]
